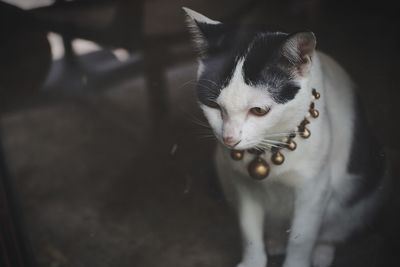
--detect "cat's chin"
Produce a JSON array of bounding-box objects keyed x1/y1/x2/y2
[{"x1": 233, "y1": 145, "x2": 253, "y2": 151}]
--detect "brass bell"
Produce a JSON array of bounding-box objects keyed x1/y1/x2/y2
[
  {"x1": 300, "y1": 118, "x2": 310, "y2": 127},
  {"x1": 300, "y1": 127, "x2": 311, "y2": 138},
  {"x1": 271, "y1": 151, "x2": 285, "y2": 165},
  {"x1": 287, "y1": 140, "x2": 297, "y2": 151},
  {"x1": 248, "y1": 157, "x2": 270, "y2": 180},
  {"x1": 230, "y1": 149, "x2": 244, "y2": 160},
  {"x1": 310, "y1": 109, "x2": 319, "y2": 118},
  {"x1": 312, "y1": 89, "x2": 320, "y2": 99}
]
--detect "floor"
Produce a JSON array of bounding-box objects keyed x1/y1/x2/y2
[{"x1": 1, "y1": 1, "x2": 400, "y2": 267}]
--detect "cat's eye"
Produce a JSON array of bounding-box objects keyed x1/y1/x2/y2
[
  {"x1": 204, "y1": 100, "x2": 220, "y2": 109},
  {"x1": 249, "y1": 107, "x2": 270, "y2": 116}
]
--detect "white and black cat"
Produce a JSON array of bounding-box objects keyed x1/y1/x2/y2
[{"x1": 183, "y1": 7, "x2": 389, "y2": 267}]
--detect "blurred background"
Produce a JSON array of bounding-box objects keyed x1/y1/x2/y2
[{"x1": 0, "y1": 0, "x2": 399, "y2": 266}]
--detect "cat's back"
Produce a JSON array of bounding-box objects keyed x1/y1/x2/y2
[
  {"x1": 316, "y1": 52, "x2": 357, "y2": 176},
  {"x1": 317, "y1": 51, "x2": 387, "y2": 206}
]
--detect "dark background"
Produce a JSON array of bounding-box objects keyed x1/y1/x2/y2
[{"x1": 0, "y1": 0, "x2": 399, "y2": 266}]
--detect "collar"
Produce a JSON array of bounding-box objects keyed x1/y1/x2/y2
[{"x1": 230, "y1": 88, "x2": 321, "y2": 180}]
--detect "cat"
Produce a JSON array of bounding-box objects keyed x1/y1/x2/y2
[{"x1": 183, "y1": 7, "x2": 389, "y2": 267}]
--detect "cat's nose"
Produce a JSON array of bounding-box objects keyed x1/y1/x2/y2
[{"x1": 223, "y1": 136, "x2": 241, "y2": 147}]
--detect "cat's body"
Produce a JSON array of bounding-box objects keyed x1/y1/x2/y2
[
  {"x1": 214, "y1": 52, "x2": 388, "y2": 267},
  {"x1": 184, "y1": 8, "x2": 388, "y2": 267}
]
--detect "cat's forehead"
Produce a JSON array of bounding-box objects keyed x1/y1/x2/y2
[
  {"x1": 196, "y1": 29, "x2": 300, "y2": 106},
  {"x1": 216, "y1": 60, "x2": 274, "y2": 110}
]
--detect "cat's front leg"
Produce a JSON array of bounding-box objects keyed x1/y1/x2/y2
[
  {"x1": 236, "y1": 187, "x2": 267, "y2": 267},
  {"x1": 283, "y1": 173, "x2": 331, "y2": 267}
]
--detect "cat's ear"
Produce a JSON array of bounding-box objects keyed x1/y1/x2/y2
[
  {"x1": 182, "y1": 7, "x2": 224, "y2": 57},
  {"x1": 281, "y1": 32, "x2": 316, "y2": 75}
]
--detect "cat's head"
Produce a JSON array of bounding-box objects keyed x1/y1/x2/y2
[{"x1": 183, "y1": 8, "x2": 317, "y2": 150}]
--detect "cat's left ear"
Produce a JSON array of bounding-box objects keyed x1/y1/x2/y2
[
  {"x1": 281, "y1": 32, "x2": 316, "y2": 76},
  {"x1": 182, "y1": 7, "x2": 225, "y2": 57}
]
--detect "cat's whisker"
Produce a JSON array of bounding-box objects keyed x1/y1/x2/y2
[
  {"x1": 191, "y1": 127, "x2": 214, "y2": 134},
  {"x1": 192, "y1": 129, "x2": 214, "y2": 135},
  {"x1": 198, "y1": 78, "x2": 217, "y2": 85},
  {"x1": 187, "y1": 121, "x2": 213, "y2": 133},
  {"x1": 199, "y1": 133, "x2": 216, "y2": 137},
  {"x1": 196, "y1": 83, "x2": 217, "y2": 93},
  {"x1": 245, "y1": 140, "x2": 263, "y2": 147},
  {"x1": 196, "y1": 81, "x2": 219, "y2": 93},
  {"x1": 197, "y1": 136, "x2": 216, "y2": 140},
  {"x1": 261, "y1": 138, "x2": 286, "y2": 143},
  {"x1": 177, "y1": 79, "x2": 199, "y2": 91},
  {"x1": 259, "y1": 141, "x2": 284, "y2": 149},
  {"x1": 261, "y1": 145, "x2": 281, "y2": 150},
  {"x1": 249, "y1": 139, "x2": 266, "y2": 146},
  {"x1": 192, "y1": 120, "x2": 212, "y2": 129},
  {"x1": 254, "y1": 146, "x2": 266, "y2": 152},
  {"x1": 264, "y1": 131, "x2": 302, "y2": 137},
  {"x1": 256, "y1": 143, "x2": 274, "y2": 151},
  {"x1": 196, "y1": 134, "x2": 217, "y2": 141},
  {"x1": 178, "y1": 80, "x2": 219, "y2": 99},
  {"x1": 187, "y1": 116, "x2": 212, "y2": 128},
  {"x1": 198, "y1": 78, "x2": 219, "y2": 87},
  {"x1": 181, "y1": 110, "x2": 212, "y2": 129},
  {"x1": 262, "y1": 139, "x2": 289, "y2": 145},
  {"x1": 264, "y1": 132, "x2": 298, "y2": 137},
  {"x1": 245, "y1": 139, "x2": 278, "y2": 150}
]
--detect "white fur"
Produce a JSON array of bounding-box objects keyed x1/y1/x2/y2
[
  {"x1": 198, "y1": 51, "x2": 388, "y2": 267},
  {"x1": 182, "y1": 7, "x2": 221, "y2": 25}
]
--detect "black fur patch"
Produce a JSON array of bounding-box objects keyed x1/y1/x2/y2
[
  {"x1": 242, "y1": 33, "x2": 300, "y2": 104},
  {"x1": 195, "y1": 24, "x2": 300, "y2": 105},
  {"x1": 346, "y1": 96, "x2": 386, "y2": 205}
]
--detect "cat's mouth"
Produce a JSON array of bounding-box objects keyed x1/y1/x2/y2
[
  {"x1": 220, "y1": 137, "x2": 286, "y2": 152},
  {"x1": 232, "y1": 143, "x2": 251, "y2": 150},
  {"x1": 222, "y1": 139, "x2": 242, "y2": 149}
]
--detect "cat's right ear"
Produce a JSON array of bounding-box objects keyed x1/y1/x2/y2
[{"x1": 182, "y1": 7, "x2": 224, "y2": 57}]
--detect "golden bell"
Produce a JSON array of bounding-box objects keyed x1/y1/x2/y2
[
  {"x1": 287, "y1": 140, "x2": 297, "y2": 151},
  {"x1": 312, "y1": 89, "x2": 320, "y2": 99},
  {"x1": 231, "y1": 150, "x2": 244, "y2": 160},
  {"x1": 248, "y1": 157, "x2": 270, "y2": 180},
  {"x1": 300, "y1": 118, "x2": 310, "y2": 127},
  {"x1": 271, "y1": 151, "x2": 285, "y2": 165},
  {"x1": 300, "y1": 127, "x2": 311, "y2": 138},
  {"x1": 310, "y1": 109, "x2": 319, "y2": 118}
]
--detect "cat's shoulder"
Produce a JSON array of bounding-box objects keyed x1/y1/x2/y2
[{"x1": 316, "y1": 51, "x2": 352, "y2": 83}]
